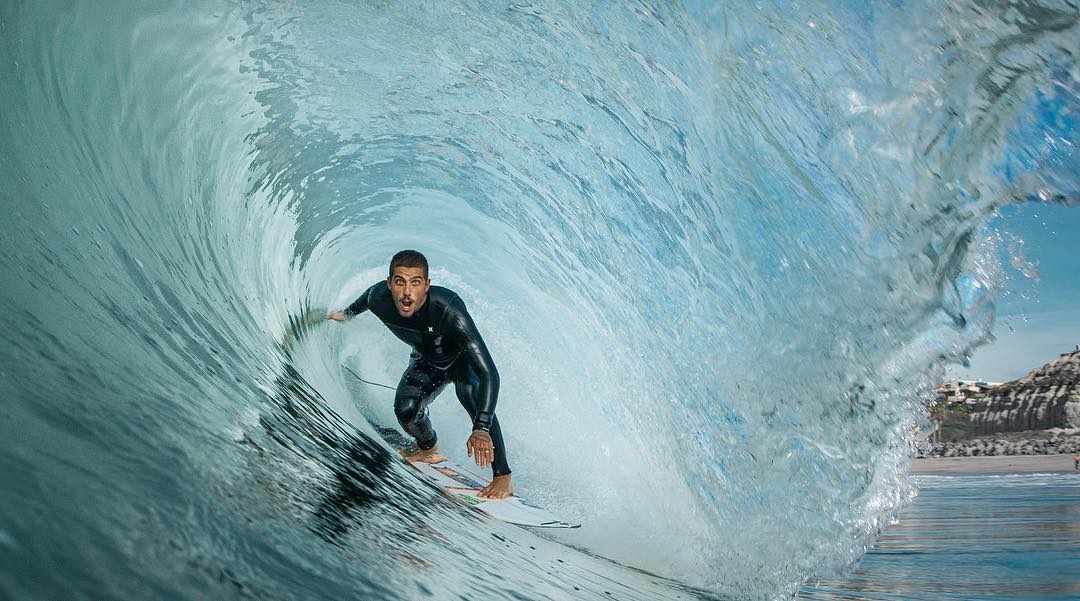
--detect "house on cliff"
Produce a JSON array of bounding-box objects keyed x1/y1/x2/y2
[{"x1": 936, "y1": 379, "x2": 1003, "y2": 405}]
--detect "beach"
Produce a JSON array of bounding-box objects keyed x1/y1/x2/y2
[{"x1": 910, "y1": 453, "x2": 1080, "y2": 475}]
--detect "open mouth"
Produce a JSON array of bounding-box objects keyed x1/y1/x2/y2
[{"x1": 400, "y1": 298, "x2": 414, "y2": 312}]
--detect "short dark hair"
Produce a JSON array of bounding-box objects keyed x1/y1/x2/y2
[{"x1": 389, "y1": 249, "x2": 429, "y2": 279}]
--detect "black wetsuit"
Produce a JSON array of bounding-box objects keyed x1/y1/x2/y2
[{"x1": 345, "y1": 282, "x2": 510, "y2": 476}]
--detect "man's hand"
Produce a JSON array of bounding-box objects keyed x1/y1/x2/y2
[
  {"x1": 466, "y1": 429, "x2": 495, "y2": 469},
  {"x1": 327, "y1": 310, "x2": 347, "y2": 322}
]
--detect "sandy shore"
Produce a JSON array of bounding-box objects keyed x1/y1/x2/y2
[{"x1": 910, "y1": 453, "x2": 1080, "y2": 475}]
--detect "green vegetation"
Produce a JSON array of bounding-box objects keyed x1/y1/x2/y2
[
  {"x1": 929, "y1": 400, "x2": 980, "y2": 442},
  {"x1": 929, "y1": 400, "x2": 978, "y2": 419}
]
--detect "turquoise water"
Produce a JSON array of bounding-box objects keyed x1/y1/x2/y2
[
  {"x1": 1, "y1": 1, "x2": 1077, "y2": 599},
  {"x1": 802, "y1": 473, "x2": 1080, "y2": 600}
]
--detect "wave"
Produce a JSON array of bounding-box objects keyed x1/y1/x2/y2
[{"x1": 1, "y1": 1, "x2": 1076, "y2": 599}]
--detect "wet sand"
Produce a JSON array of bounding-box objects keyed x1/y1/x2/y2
[{"x1": 910, "y1": 454, "x2": 1080, "y2": 475}]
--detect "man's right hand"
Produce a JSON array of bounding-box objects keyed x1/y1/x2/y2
[{"x1": 327, "y1": 310, "x2": 347, "y2": 322}]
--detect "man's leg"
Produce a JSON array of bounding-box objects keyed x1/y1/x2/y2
[
  {"x1": 451, "y1": 359, "x2": 511, "y2": 477},
  {"x1": 394, "y1": 354, "x2": 448, "y2": 452}
]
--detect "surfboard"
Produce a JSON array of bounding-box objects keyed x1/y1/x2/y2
[
  {"x1": 406, "y1": 454, "x2": 579, "y2": 528},
  {"x1": 359, "y1": 411, "x2": 578, "y2": 528}
]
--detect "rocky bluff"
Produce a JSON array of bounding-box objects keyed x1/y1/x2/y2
[{"x1": 969, "y1": 349, "x2": 1080, "y2": 435}]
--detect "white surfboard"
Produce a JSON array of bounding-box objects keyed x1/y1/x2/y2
[{"x1": 407, "y1": 456, "x2": 579, "y2": 529}]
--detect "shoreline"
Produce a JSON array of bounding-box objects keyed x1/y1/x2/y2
[{"x1": 909, "y1": 453, "x2": 1080, "y2": 475}]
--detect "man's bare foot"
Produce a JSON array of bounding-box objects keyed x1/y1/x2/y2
[
  {"x1": 400, "y1": 445, "x2": 446, "y2": 464},
  {"x1": 477, "y1": 474, "x2": 514, "y2": 499}
]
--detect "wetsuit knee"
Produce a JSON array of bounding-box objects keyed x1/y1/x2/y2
[
  {"x1": 394, "y1": 394, "x2": 417, "y2": 421},
  {"x1": 454, "y1": 381, "x2": 478, "y2": 416},
  {"x1": 394, "y1": 355, "x2": 447, "y2": 450},
  {"x1": 394, "y1": 396, "x2": 437, "y2": 450},
  {"x1": 450, "y1": 359, "x2": 480, "y2": 414}
]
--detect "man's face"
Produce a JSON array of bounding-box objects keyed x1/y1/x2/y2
[{"x1": 387, "y1": 266, "x2": 430, "y2": 317}]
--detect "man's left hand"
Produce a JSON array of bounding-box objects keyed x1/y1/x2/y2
[{"x1": 466, "y1": 429, "x2": 495, "y2": 469}]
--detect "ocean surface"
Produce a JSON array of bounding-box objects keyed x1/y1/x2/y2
[
  {"x1": 802, "y1": 473, "x2": 1080, "y2": 600},
  {"x1": 1, "y1": 1, "x2": 1077, "y2": 600}
]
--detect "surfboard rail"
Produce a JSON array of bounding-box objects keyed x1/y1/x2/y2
[{"x1": 407, "y1": 457, "x2": 580, "y2": 529}]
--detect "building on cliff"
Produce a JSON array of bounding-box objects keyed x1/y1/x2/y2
[{"x1": 936, "y1": 379, "x2": 1003, "y2": 405}]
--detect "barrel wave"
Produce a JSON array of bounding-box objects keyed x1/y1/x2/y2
[{"x1": 1, "y1": 1, "x2": 1076, "y2": 599}]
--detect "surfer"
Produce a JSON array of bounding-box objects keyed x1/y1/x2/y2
[{"x1": 328, "y1": 250, "x2": 514, "y2": 499}]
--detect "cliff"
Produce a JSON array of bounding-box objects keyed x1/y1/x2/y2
[{"x1": 968, "y1": 350, "x2": 1080, "y2": 435}]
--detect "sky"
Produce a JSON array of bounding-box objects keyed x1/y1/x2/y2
[{"x1": 946, "y1": 201, "x2": 1080, "y2": 383}]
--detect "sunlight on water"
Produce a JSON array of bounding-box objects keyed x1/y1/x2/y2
[{"x1": 801, "y1": 474, "x2": 1080, "y2": 600}]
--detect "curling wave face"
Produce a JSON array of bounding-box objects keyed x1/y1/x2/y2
[{"x1": 1, "y1": 1, "x2": 1077, "y2": 599}]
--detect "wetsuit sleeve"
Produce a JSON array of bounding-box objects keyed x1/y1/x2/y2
[
  {"x1": 343, "y1": 283, "x2": 376, "y2": 317},
  {"x1": 445, "y1": 297, "x2": 500, "y2": 431}
]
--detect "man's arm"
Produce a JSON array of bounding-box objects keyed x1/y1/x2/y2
[
  {"x1": 328, "y1": 285, "x2": 374, "y2": 321},
  {"x1": 281, "y1": 308, "x2": 335, "y2": 351},
  {"x1": 446, "y1": 297, "x2": 500, "y2": 431},
  {"x1": 447, "y1": 297, "x2": 513, "y2": 491}
]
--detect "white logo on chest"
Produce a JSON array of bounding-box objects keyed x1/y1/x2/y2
[{"x1": 427, "y1": 326, "x2": 434, "y2": 333}]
